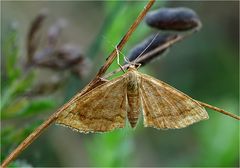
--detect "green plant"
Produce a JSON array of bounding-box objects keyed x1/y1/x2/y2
[{"x1": 1, "y1": 26, "x2": 57, "y2": 167}]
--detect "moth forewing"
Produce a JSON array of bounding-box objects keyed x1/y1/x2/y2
[
  {"x1": 56, "y1": 73, "x2": 129, "y2": 133},
  {"x1": 139, "y1": 71, "x2": 209, "y2": 129}
]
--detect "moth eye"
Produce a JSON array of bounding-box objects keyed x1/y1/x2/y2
[{"x1": 145, "y1": 7, "x2": 202, "y2": 31}]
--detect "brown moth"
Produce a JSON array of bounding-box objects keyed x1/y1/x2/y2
[{"x1": 56, "y1": 65, "x2": 209, "y2": 133}]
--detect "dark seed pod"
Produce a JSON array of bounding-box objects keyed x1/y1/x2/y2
[
  {"x1": 126, "y1": 33, "x2": 178, "y2": 65},
  {"x1": 146, "y1": 7, "x2": 202, "y2": 31}
]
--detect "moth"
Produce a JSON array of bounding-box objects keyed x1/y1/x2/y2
[{"x1": 56, "y1": 65, "x2": 209, "y2": 133}]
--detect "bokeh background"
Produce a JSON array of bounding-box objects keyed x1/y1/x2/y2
[{"x1": 1, "y1": 1, "x2": 239, "y2": 167}]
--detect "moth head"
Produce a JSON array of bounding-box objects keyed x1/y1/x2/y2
[
  {"x1": 127, "y1": 65, "x2": 137, "y2": 71},
  {"x1": 127, "y1": 63, "x2": 141, "y2": 71}
]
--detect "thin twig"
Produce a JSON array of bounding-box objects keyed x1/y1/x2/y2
[
  {"x1": 1, "y1": 1, "x2": 155, "y2": 167},
  {"x1": 92, "y1": 0, "x2": 155, "y2": 80},
  {"x1": 1, "y1": 115, "x2": 57, "y2": 168},
  {"x1": 198, "y1": 101, "x2": 240, "y2": 120}
]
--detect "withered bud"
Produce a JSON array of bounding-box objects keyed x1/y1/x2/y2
[
  {"x1": 33, "y1": 44, "x2": 85, "y2": 70},
  {"x1": 126, "y1": 33, "x2": 178, "y2": 65},
  {"x1": 27, "y1": 9, "x2": 48, "y2": 63},
  {"x1": 71, "y1": 57, "x2": 92, "y2": 78},
  {"x1": 48, "y1": 19, "x2": 67, "y2": 46},
  {"x1": 146, "y1": 7, "x2": 202, "y2": 31},
  {"x1": 57, "y1": 44, "x2": 83, "y2": 62},
  {"x1": 25, "y1": 75, "x2": 63, "y2": 97},
  {"x1": 34, "y1": 47, "x2": 54, "y2": 62},
  {"x1": 28, "y1": 9, "x2": 48, "y2": 40}
]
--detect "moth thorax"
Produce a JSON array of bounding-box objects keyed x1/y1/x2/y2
[{"x1": 127, "y1": 71, "x2": 139, "y2": 92}]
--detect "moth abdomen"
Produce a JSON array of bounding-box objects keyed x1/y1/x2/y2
[{"x1": 127, "y1": 110, "x2": 140, "y2": 128}]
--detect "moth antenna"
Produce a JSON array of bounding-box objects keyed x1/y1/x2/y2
[
  {"x1": 134, "y1": 32, "x2": 160, "y2": 64},
  {"x1": 102, "y1": 35, "x2": 127, "y2": 59},
  {"x1": 124, "y1": 56, "x2": 131, "y2": 65},
  {"x1": 135, "y1": 63, "x2": 142, "y2": 69},
  {"x1": 102, "y1": 35, "x2": 129, "y2": 72}
]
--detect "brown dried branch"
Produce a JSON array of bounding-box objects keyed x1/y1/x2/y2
[
  {"x1": 91, "y1": 0, "x2": 155, "y2": 81},
  {"x1": 198, "y1": 101, "x2": 240, "y2": 120},
  {"x1": 1, "y1": 114, "x2": 57, "y2": 168},
  {"x1": 1, "y1": 1, "x2": 155, "y2": 167}
]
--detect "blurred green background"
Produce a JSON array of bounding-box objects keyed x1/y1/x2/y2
[{"x1": 1, "y1": 1, "x2": 239, "y2": 167}]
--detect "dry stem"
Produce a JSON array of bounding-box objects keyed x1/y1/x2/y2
[
  {"x1": 1, "y1": 1, "x2": 155, "y2": 167},
  {"x1": 198, "y1": 101, "x2": 240, "y2": 120},
  {"x1": 1, "y1": 115, "x2": 57, "y2": 168},
  {"x1": 88, "y1": 0, "x2": 155, "y2": 89}
]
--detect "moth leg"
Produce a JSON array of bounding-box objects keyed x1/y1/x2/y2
[
  {"x1": 99, "y1": 77, "x2": 109, "y2": 82},
  {"x1": 135, "y1": 63, "x2": 142, "y2": 69}
]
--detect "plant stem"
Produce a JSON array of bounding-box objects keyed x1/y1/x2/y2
[
  {"x1": 198, "y1": 101, "x2": 240, "y2": 120},
  {"x1": 1, "y1": 114, "x2": 57, "y2": 168},
  {"x1": 93, "y1": 0, "x2": 155, "y2": 80},
  {"x1": 1, "y1": 1, "x2": 155, "y2": 167}
]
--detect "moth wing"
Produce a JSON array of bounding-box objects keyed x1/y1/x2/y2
[
  {"x1": 56, "y1": 75, "x2": 128, "y2": 133},
  {"x1": 139, "y1": 72, "x2": 209, "y2": 129}
]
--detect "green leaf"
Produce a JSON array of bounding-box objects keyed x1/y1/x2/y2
[
  {"x1": 1, "y1": 120, "x2": 43, "y2": 162},
  {"x1": 86, "y1": 1, "x2": 125, "y2": 58},
  {"x1": 1, "y1": 71, "x2": 35, "y2": 112},
  {"x1": 16, "y1": 97, "x2": 56, "y2": 117},
  {"x1": 2, "y1": 97, "x2": 56, "y2": 119},
  {"x1": 13, "y1": 71, "x2": 35, "y2": 97},
  {"x1": 8, "y1": 160, "x2": 32, "y2": 168},
  {"x1": 86, "y1": 128, "x2": 134, "y2": 167},
  {"x1": 197, "y1": 99, "x2": 239, "y2": 166},
  {"x1": 1, "y1": 98, "x2": 28, "y2": 119},
  {"x1": 2, "y1": 27, "x2": 21, "y2": 85}
]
